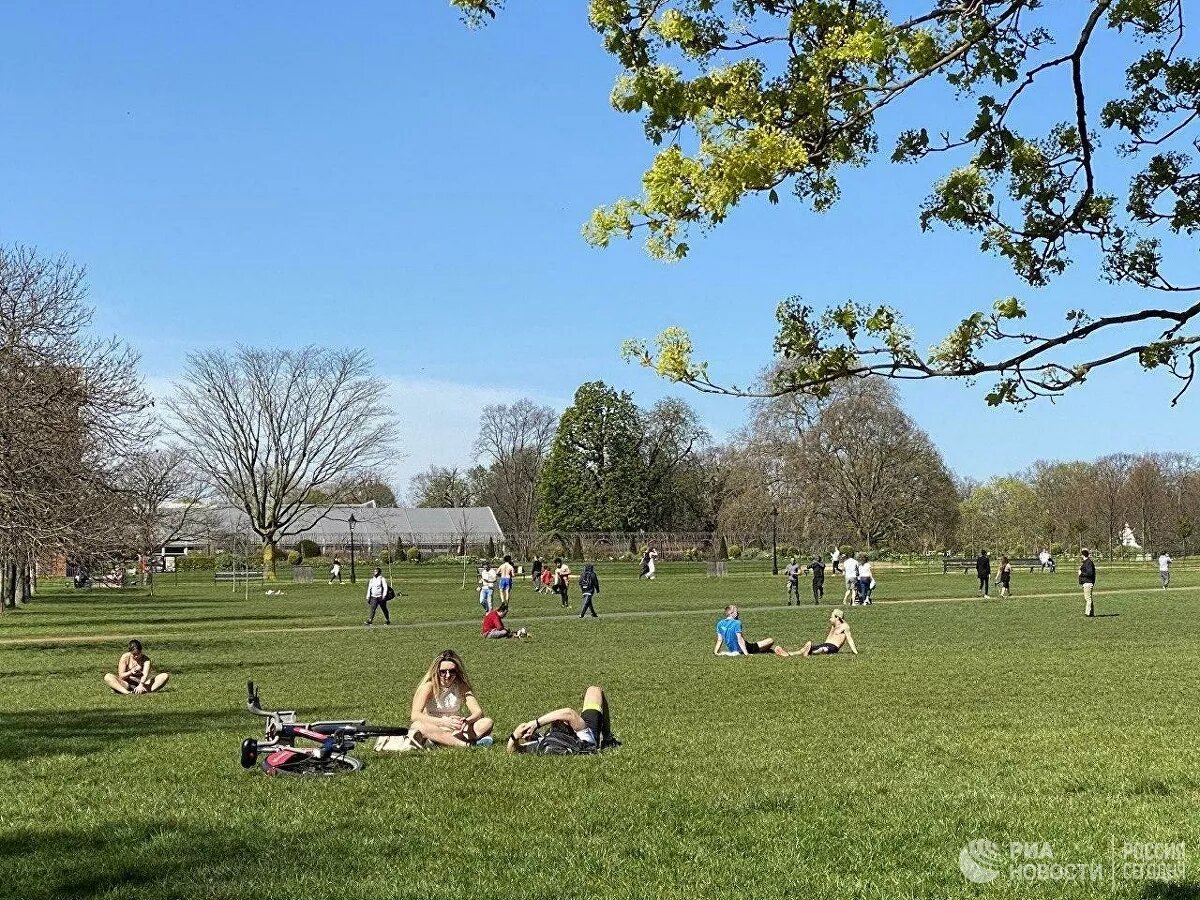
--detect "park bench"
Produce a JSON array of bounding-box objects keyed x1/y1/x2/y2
[
  {"x1": 215, "y1": 569, "x2": 265, "y2": 582},
  {"x1": 942, "y1": 557, "x2": 1050, "y2": 574}
]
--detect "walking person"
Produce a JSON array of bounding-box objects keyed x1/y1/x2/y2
[
  {"x1": 807, "y1": 555, "x2": 826, "y2": 604},
  {"x1": 858, "y1": 555, "x2": 874, "y2": 605},
  {"x1": 496, "y1": 555, "x2": 516, "y2": 607},
  {"x1": 531, "y1": 556, "x2": 544, "y2": 593},
  {"x1": 842, "y1": 552, "x2": 859, "y2": 604},
  {"x1": 1080, "y1": 549, "x2": 1097, "y2": 617},
  {"x1": 998, "y1": 556, "x2": 1012, "y2": 598},
  {"x1": 578, "y1": 563, "x2": 600, "y2": 618},
  {"x1": 553, "y1": 558, "x2": 571, "y2": 608},
  {"x1": 364, "y1": 566, "x2": 392, "y2": 625},
  {"x1": 975, "y1": 550, "x2": 991, "y2": 598},
  {"x1": 830, "y1": 546, "x2": 842, "y2": 575},
  {"x1": 784, "y1": 557, "x2": 801, "y2": 605},
  {"x1": 478, "y1": 561, "x2": 497, "y2": 612},
  {"x1": 329, "y1": 557, "x2": 343, "y2": 585},
  {"x1": 1158, "y1": 551, "x2": 1172, "y2": 589},
  {"x1": 639, "y1": 549, "x2": 651, "y2": 579},
  {"x1": 646, "y1": 546, "x2": 658, "y2": 580}
]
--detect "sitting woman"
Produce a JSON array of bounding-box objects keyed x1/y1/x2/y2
[
  {"x1": 506, "y1": 685, "x2": 621, "y2": 754},
  {"x1": 104, "y1": 639, "x2": 169, "y2": 694},
  {"x1": 409, "y1": 649, "x2": 494, "y2": 747}
]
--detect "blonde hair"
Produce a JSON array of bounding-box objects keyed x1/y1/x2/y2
[{"x1": 419, "y1": 649, "x2": 474, "y2": 698}]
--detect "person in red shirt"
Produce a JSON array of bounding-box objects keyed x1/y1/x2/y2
[{"x1": 481, "y1": 604, "x2": 528, "y2": 639}]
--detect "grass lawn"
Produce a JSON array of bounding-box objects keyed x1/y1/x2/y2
[{"x1": 2, "y1": 560, "x2": 1198, "y2": 899}]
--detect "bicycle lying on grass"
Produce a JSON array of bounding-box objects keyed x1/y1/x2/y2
[{"x1": 239, "y1": 681, "x2": 409, "y2": 776}]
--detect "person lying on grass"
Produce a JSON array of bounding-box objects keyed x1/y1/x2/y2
[
  {"x1": 481, "y1": 603, "x2": 529, "y2": 639},
  {"x1": 506, "y1": 685, "x2": 621, "y2": 754},
  {"x1": 408, "y1": 649, "x2": 494, "y2": 748},
  {"x1": 714, "y1": 605, "x2": 790, "y2": 656},
  {"x1": 104, "y1": 639, "x2": 170, "y2": 694},
  {"x1": 797, "y1": 609, "x2": 858, "y2": 657}
]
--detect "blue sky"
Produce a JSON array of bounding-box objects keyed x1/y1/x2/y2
[{"x1": 1, "y1": 2, "x2": 1193, "y2": 494}]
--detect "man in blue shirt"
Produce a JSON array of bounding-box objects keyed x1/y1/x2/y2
[{"x1": 714, "y1": 605, "x2": 787, "y2": 656}]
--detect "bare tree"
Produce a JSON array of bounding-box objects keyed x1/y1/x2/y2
[
  {"x1": 166, "y1": 346, "x2": 394, "y2": 579},
  {"x1": 409, "y1": 465, "x2": 480, "y2": 508},
  {"x1": 472, "y1": 399, "x2": 556, "y2": 552},
  {"x1": 117, "y1": 447, "x2": 207, "y2": 593},
  {"x1": 0, "y1": 245, "x2": 151, "y2": 608}
]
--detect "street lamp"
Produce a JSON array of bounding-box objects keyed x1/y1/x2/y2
[
  {"x1": 348, "y1": 513, "x2": 357, "y2": 585},
  {"x1": 771, "y1": 506, "x2": 779, "y2": 576}
]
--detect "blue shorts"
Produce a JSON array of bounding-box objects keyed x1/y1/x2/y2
[{"x1": 499, "y1": 577, "x2": 512, "y2": 590}]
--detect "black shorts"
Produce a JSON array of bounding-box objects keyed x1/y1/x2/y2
[
  {"x1": 810, "y1": 642, "x2": 839, "y2": 655},
  {"x1": 744, "y1": 641, "x2": 769, "y2": 654},
  {"x1": 580, "y1": 708, "x2": 603, "y2": 745}
]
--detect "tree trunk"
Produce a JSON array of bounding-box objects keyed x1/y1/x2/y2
[
  {"x1": 263, "y1": 540, "x2": 278, "y2": 580},
  {"x1": 18, "y1": 562, "x2": 31, "y2": 605}
]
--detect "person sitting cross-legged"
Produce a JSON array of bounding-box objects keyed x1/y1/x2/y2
[
  {"x1": 481, "y1": 603, "x2": 528, "y2": 639},
  {"x1": 797, "y1": 609, "x2": 859, "y2": 657},
  {"x1": 506, "y1": 686, "x2": 621, "y2": 754},
  {"x1": 104, "y1": 639, "x2": 170, "y2": 694},
  {"x1": 714, "y1": 605, "x2": 789, "y2": 656},
  {"x1": 408, "y1": 650, "x2": 495, "y2": 748}
]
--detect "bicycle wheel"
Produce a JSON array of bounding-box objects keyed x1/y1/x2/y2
[{"x1": 262, "y1": 750, "x2": 363, "y2": 776}]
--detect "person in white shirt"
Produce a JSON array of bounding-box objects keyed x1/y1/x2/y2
[
  {"x1": 830, "y1": 547, "x2": 842, "y2": 574},
  {"x1": 1158, "y1": 552, "x2": 1172, "y2": 589},
  {"x1": 362, "y1": 571, "x2": 391, "y2": 628},
  {"x1": 1038, "y1": 548, "x2": 1051, "y2": 573},
  {"x1": 365, "y1": 566, "x2": 391, "y2": 625},
  {"x1": 478, "y1": 563, "x2": 498, "y2": 612},
  {"x1": 857, "y1": 557, "x2": 875, "y2": 605},
  {"x1": 842, "y1": 553, "x2": 859, "y2": 604}
]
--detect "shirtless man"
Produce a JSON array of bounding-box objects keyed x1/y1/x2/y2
[
  {"x1": 104, "y1": 639, "x2": 170, "y2": 694},
  {"x1": 496, "y1": 555, "x2": 516, "y2": 606},
  {"x1": 798, "y1": 609, "x2": 858, "y2": 657}
]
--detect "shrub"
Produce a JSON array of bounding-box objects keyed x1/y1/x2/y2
[
  {"x1": 176, "y1": 553, "x2": 217, "y2": 572},
  {"x1": 572, "y1": 534, "x2": 584, "y2": 560},
  {"x1": 286, "y1": 550, "x2": 301, "y2": 565},
  {"x1": 406, "y1": 547, "x2": 422, "y2": 563},
  {"x1": 683, "y1": 547, "x2": 697, "y2": 561},
  {"x1": 378, "y1": 549, "x2": 392, "y2": 565},
  {"x1": 727, "y1": 544, "x2": 743, "y2": 560},
  {"x1": 486, "y1": 537, "x2": 495, "y2": 558},
  {"x1": 297, "y1": 539, "x2": 321, "y2": 560}
]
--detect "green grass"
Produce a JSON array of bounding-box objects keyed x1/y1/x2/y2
[{"x1": 2, "y1": 561, "x2": 1198, "y2": 899}]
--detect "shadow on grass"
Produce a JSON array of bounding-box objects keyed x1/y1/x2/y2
[
  {"x1": 1139, "y1": 883, "x2": 1200, "y2": 899},
  {"x1": 0, "y1": 823, "x2": 331, "y2": 900},
  {"x1": 0, "y1": 708, "x2": 243, "y2": 762}
]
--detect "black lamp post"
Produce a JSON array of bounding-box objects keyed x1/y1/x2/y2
[
  {"x1": 771, "y1": 505, "x2": 779, "y2": 576},
  {"x1": 348, "y1": 513, "x2": 357, "y2": 584}
]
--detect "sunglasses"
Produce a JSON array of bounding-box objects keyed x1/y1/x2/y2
[{"x1": 438, "y1": 666, "x2": 458, "y2": 675}]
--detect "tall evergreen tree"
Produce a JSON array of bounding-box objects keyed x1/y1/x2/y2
[{"x1": 539, "y1": 381, "x2": 648, "y2": 532}]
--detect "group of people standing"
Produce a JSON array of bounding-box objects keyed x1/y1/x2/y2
[
  {"x1": 528, "y1": 556, "x2": 581, "y2": 610},
  {"x1": 782, "y1": 550, "x2": 876, "y2": 606}
]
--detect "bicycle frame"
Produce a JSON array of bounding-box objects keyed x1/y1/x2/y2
[{"x1": 240, "y1": 681, "x2": 407, "y2": 776}]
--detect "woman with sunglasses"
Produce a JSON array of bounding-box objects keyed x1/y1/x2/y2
[{"x1": 408, "y1": 650, "x2": 494, "y2": 748}]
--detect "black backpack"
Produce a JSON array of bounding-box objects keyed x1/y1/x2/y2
[
  {"x1": 384, "y1": 584, "x2": 396, "y2": 601},
  {"x1": 579, "y1": 570, "x2": 597, "y2": 592},
  {"x1": 535, "y1": 722, "x2": 589, "y2": 755}
]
